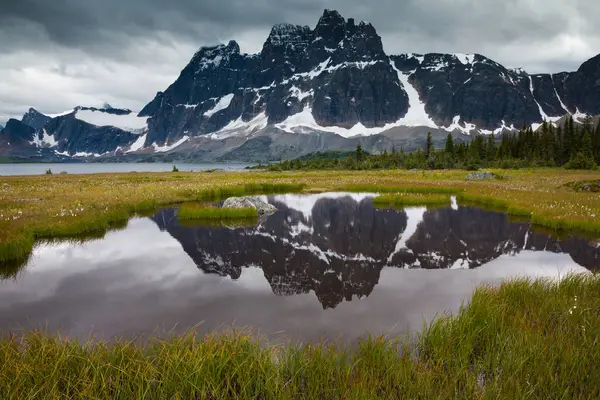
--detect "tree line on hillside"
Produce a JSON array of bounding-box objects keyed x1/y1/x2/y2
[{"x1": 265, "y1": 116, "x2": 600, "y2": 171}]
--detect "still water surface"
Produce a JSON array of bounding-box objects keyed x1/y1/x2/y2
[
  {"x1": 0, "y1": 193, "x2": 597, "y2": 342},
  {"x1": 0, "y1": 162, "x2": 253, "y2": 176}
]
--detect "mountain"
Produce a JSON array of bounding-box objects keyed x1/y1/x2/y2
[
  {"x1": 21, "y1": 108, "x2": 51, "y2": 131},
  {"x1": 150, "y1": 195, "x2": 600, "y2": 309},
  {"x1": 2, "y1": 9, "x2": 599, "y2": 162}
]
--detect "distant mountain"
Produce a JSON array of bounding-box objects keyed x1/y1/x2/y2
[{"x1": 2, "y1": 9, "x2": 599, "y2": 162}]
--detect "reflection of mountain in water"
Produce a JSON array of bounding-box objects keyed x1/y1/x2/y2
[{"x1": 151, "y1": 195, "x2": 600, "y2": 309}]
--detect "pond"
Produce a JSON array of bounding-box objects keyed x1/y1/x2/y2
[{"x1": 0, "y1": 193, "x2": 597, "y2": 342}]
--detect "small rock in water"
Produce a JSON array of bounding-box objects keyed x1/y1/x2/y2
[
  {"x1": 466, "y1": 171, "x2": 500, "y2": 181},
  {"x1": 222, "y1": 196, "x2": 278, "y2": 216}
]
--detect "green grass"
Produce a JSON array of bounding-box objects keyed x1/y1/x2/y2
[
  {"x1": 457, "y1": 193, "x2": 532, "y2": 219},
  {"x1": 531, "y1": 214, "x2": 600, "y2": 235},
  {"x1": 177, "y1": 205, "x2": 258, "y2": 220},
  {"x1": 1, "y1": 275, "x2": 598, "y2": 398},
  {"x1": 373, "y1": 193, "x2": 451, "y2": 208}
]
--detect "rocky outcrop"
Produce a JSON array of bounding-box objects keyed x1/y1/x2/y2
[
  {"x1": 222, "y1": 196, "x2": 278, "y2": 215},
  {"x1": 466, "y1": 171, "x2": 501, "y2": 180}
]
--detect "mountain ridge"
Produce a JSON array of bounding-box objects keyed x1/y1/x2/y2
[{"x1": 1, "y1": 9, "x2": 599, "y2": 162}]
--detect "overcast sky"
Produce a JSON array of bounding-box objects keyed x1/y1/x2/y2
[{"x1": 1, "y1": 0, "x2": 599, "y2": 124}]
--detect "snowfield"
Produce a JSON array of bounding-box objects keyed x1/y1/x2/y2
[{"x1": 75, "y1": 110, "x2": 148, "y2": 132}]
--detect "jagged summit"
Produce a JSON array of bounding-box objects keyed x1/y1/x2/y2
[{"x1": 21, "y1": 107, "x2": 51, "y2": 131}]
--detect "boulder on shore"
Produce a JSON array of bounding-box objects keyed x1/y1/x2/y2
[
  {"x1": 222, "y1": 196, "x2": 278, "y2": 216},
  {"x1": 466, "y1": 171, "x2": 502, "y2": 181}
]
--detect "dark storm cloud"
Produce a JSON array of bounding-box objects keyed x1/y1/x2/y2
[{"x1": 0, "y1": 0, "x2": 598, "y2": 123}]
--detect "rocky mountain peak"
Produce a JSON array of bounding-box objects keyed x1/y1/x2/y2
[
  {"x1": 21, "y1": 107, "x2": 51, "y2": 131},
  {"x1": 577, "y1": 53, "x2": 600, "y2": 77},
  {"x1": 266, "y1": 24, "x2": 312, "y2": 44},
  {"x1": 190, "y1": 40, "x2": 241, "y2": 71},
  {"x1": 313, "y1": 9, "x2": 347, "y2": 45}
]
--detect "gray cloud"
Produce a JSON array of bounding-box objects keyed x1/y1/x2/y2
[{"x1": 1, "y1": 0, "x2": 599, "y2": 124}]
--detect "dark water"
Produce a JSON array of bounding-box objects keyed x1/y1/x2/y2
[
  {"x1": 0, "y1": 193, "x2": 598, "y2": 342},
  {"x1": 0, "y1": 162, "x2": 252, "y2": 176}
]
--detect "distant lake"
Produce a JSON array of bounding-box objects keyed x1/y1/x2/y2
[{"x1": 0, "y1": 162, "x2": 254, "y2": 176}]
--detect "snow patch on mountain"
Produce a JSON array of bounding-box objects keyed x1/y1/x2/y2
[
  {"x1": 274, "y1": 107, "x2": 391, "y2": 137},
  {"x1": 152, "y1": 136, "x2": 190, "y2": 152},
  {"x1": 442, "y1": 116, "x2": 477, "y2": 135},
  {"x1": 454, "y1": 53, "x2": 476, "y2": 65},
  {"x1": 127, "y1": 133, "x2": 147, "y2": 153},
  {"x1": 572, "y1": 108, "x2": 588, "y2": 123},
  {"x1": 210, "y1": 112, "x2": 269, "y2": 140},
  {"x1": 75, "y1": 110, "x2": 148, "y2": 132},
  {"x1": 288, "y1": 86, "x2": 313, "y2": 101},
  {"x1": 391, "y1": 62, "x2": 438, "y2": 129},
  {"x1": 480, "y1": 120, "x2": 518, "y2": 135},
  {"x1": 30, "y1": 129, "x2": 58, "y2": 148},
  {"x1": 46, "y1": 109, "x2": 75, "y2": 118},
  {"x1": 528, "y1": 76, "x2": 561, "y2": 123},
  {"x1": 281, "y1": 58, "x2": 382, "y2": 85},
  {"x1": 204, "y1": 94, "x2": 234, "y2": 117},
  {"x1": 551, "y1": 76, "x2": 571, "y2": 114}
]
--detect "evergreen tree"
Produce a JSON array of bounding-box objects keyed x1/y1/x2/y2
[
  {"x1": 355, "y1": 143, "x2": 364, "y2": 162},
  {"x1": 444, "y1": 133, "x2": 455, "y2": 158},
  {"x1": 580, "y1": 129, "x2": 594, "y2": 159},
  {"x1": 425, "y1": 132, "x2": 433, "y2": 159},
  {"x1": 485, "y1": 134, "x2": 496, "y2": 161},
  {"x1": 594, "y1": 120, "x2": 600, "y2": 164},
  {"x1": 554, "y1": 125, "x2": 563, "y2": 165}
]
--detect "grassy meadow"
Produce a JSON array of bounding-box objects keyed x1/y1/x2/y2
[
  {"x1": 0, "y1": 274, "x2": 598, "y2": 399},
  {"x1": 1, "y1": 168, "x2": 599, "y2": 264}
]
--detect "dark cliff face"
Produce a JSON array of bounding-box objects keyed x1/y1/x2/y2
[
  {"x1": 21, "y1": 108, "x2": 51, "y2": 131},
  {"x1": 150, "y1": 196, "x2": 600, "y2": 309},
  {"x1": 552, "y1": 54, "x2": 600, "y2": 115},
  {"x1": 140, "y1": 9, "x2": 409, "y2": 147},
  {"x1": 138, "y1": 8, "x2": 600, "y2": 147},
  {"x1": 392, "y1": 54, "x2": 552, "y2": 130}
]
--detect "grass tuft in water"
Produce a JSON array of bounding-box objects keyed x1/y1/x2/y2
[{"x1": 1, "y1": 275, "x2": 598, "y2": 398}]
